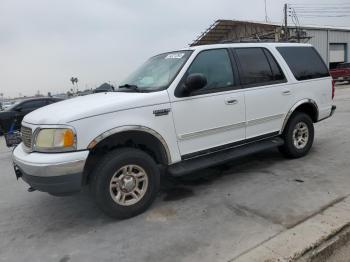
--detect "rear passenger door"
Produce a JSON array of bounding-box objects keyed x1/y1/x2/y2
[{"x1": 232, "y1": 47, "x2": 293, "y2": 139}]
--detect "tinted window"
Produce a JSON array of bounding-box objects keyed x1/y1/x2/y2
[
  {"x1": 21, "y1": 100, "x2": 47, "y2": 109},
  {"x1": 277, "y1": 46, "x2": 330, "y2": 81},
  {"x1": 47, "y1": 99, "x2": 61, "y2": 104},
  {"x1": 263, "y1": 49, "x2": 285, "y2": 81},
  {"x1": 337, "y1": 63, "x2": 350, "y2": 69},
  {"x1": 187, "y1": 49, "x2": 234, "y2": 91},
  {"x1": 235, "y1": 48, "x2": 275, "y2": 85}
]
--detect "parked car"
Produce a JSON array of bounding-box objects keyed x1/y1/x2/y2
[
  {"x1": 93, "y1": 83, "x2": 115, "y2": 93},
  {"x1": 12, "y1": 43, "x2": 335, "y2": 219},
  {"x1": 0, "y1": 97, "x2": 63, "y2": 135},
  {"x1": 1, "y1": 101, "x2": 16, "y2": 111},
  {"x1": 330, "y1": 62, "x2": 350, "y2": 82}
]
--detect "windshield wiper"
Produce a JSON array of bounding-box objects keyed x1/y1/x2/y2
[{"x1": 118, "y1": 84, "x2": 139, "y2": 90}]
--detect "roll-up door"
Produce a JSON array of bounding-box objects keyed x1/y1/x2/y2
[{"x1": 330, "y1": 44, "x2": 346, "y2": 63}]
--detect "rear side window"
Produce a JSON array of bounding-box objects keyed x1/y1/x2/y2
[
  {"x1": 21, "y1": 100, "x2": 47, "y2": 109},
  {"x1": 47, "y1": 99, "x2": 60, "y2": 104},
  {"x1": 277, "y1": 46, "x2": 330, "y2": 81},
  {"x1": 235, "y1": 48, "x2": 285, "y2": 86}
]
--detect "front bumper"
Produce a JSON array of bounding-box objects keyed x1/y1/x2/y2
[{"x1": 12, "y1": 144, "x2": 89, "y2": 195}]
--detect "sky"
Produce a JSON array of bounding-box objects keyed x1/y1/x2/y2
[{"x1": 0, "y1": 0, "x2": 349, "y2": 98}]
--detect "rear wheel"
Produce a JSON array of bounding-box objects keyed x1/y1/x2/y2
[
  {"x1": 91, "y1": 148, "x2": 160, "y2": 219},
  {"x1": 279, "y1": 112, "x2": 314, "y2": 158}
]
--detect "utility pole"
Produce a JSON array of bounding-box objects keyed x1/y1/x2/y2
[
  {"x1": 284, "y1": 3, "x2": 288, "y2": 41},
  {"x1": 264, "y1": 0, "x2": 268, "y2": 22}
]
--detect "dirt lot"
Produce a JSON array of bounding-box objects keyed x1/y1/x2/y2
[{"x1": 0, "y1": 86, "x2": 350, "y2": 262}]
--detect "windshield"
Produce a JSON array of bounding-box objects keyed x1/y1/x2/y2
[{"x1": 119, "y1": 50, "x2": 192, "y2": 92}]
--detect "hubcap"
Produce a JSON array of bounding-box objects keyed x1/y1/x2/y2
[
  {"x1": 292, "y1": 122, "x2": 309, "y2": 149},
  {"x1": 109, "y1": 165, "x2": 148, "y2": 206}
]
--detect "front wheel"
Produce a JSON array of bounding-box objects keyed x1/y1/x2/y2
[
  {"x1": 279, "y1": 112, "x2": 314, "y2": 158},
  {"x1": 91, "y1": 148, "x2": 160, "y2": 219}
]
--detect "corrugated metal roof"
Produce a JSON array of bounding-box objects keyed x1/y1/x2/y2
[{"x1": 191, "y1": 19, "x2": 350, "y2": 46}]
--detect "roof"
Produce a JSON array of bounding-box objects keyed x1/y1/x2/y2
[
  {"x1": 191, "y1": 19, "x2": 350, "y2": 46},
  {"x1": 16, "y1": 97, "x2": 62, "y2": 103}
]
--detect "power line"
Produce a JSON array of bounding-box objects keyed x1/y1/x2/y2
[
  {"x1": 289, "y1": 3, "x2": 350, "y2": 6},
  {"x1": 288, "y1": 4, "x2": 350, "y2": 19},
  {"x1": 297, "y1": 15, "x2": 350, "y2": 17}
]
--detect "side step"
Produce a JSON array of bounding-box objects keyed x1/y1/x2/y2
[{"x1": 168, "y1": 137, "x2": 284, "y2": 177}]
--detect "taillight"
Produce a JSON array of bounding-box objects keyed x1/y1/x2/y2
[{"x1": 332, "y1": 80, "x2": 335, "y2": 99}]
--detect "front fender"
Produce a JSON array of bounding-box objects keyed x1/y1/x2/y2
[{"x1": 87, "y1": 125, "x2": 172, "y2": 164}]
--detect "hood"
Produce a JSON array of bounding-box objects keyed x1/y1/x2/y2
[{"x1": 23, "y1": 91, "x2": 169, "y2": 125}]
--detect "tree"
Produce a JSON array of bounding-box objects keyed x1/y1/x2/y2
[
  {"x1": 70, "y1": 77, "x2": 79, "y2": 93},
  {"x1": 70, "y1": 77, "x2": 78, "y2": 85}
]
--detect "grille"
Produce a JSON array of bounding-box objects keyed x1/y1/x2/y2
[{"x1": 21, "y1": 126, "x2": 32, "y2": 149}]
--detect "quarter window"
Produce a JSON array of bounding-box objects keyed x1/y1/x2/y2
[
  {"x1": 263, "y1": 49, "x2": 285, "y2": 81},
  {"x1": 277, "y1": 46, "x2": 330, "y2": 81},
  {"x1": 187, "y1": 49, "x2": 235, "y2": 91}
]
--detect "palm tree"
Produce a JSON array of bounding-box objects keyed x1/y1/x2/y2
[{"x1": 70, "y1": 77, "x2": 79, "y2": 93}]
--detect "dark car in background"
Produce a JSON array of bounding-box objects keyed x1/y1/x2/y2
[
  {"x1": 0, "y1": 97, "x2": 63, "y2": 135},
  {"x1": 330, "y1": 62, "x2": 350, "y2": 83},
  {"x1": 93, "y1": 83, "x2": 115, "y2": 93}
]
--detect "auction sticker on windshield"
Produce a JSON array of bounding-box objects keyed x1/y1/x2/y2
[{"x1": 165, "y1": 53, "x2": 185, "y2": 59}]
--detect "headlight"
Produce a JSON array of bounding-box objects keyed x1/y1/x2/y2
[{"x1": 33, "y1": 128, "x2": 76, "y2": 152}]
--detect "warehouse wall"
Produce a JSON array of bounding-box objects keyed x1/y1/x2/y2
[
  {"x1": 306, "y1": 29, "x2": 350, "y2": 67},
  {"x1": 305, "y1": 29, "x2": 329, "y2": 65}
]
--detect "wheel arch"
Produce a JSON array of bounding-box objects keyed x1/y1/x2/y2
[
  {"x1": 281, "y1": 99, "x2": 319, "y2": 134},
  {"x1": 82, "y1": 126, "x2": 171, "y2": 184}
]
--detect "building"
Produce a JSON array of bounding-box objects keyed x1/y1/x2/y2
[{"x1": 190, "y1": 20, "x2": 350, "y2": 68}]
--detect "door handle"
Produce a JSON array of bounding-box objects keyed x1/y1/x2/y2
[
  {"x1": 282, "y1": 90, "x2": 291, "y2": 95},
  {"x1": 225, "y1": 98, "x2": 238, "y2": 105}
]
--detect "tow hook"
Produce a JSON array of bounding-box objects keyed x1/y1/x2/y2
[{"x1": 28, "y1": 187, "x2": 36, "y2": 192}]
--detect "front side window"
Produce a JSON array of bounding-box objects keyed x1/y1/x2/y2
[
  {"x1": 120, "y1": 50, "x2": 192, "y2": 92},
  {"x1": 186, "y1": 49, "x2": 235, "y2": 91},
  {"x1": 235, "y1": 48, "x2": 276, "y2": 86},
  {"x1": 277, "y1": 46, "x2": 330, "y2": 81}
]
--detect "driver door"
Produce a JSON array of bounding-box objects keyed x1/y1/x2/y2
[{"x1": 170, "y1": 49, "x2": 246, "y2": 159}]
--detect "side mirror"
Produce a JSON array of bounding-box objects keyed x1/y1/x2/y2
[
  {"x1": 183, "y1": 73, "x2": 207, "y2": 93},
  {"x1": 14, "y1": 106, "x2": 22, "y2": 112}
]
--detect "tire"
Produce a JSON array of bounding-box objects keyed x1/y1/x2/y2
[
  {"x1": 279, "y1": 112, "x2": 314, "y2": 159},
  {"x1": 91, "y1": 148, "x2": 160, "y2": 219}
]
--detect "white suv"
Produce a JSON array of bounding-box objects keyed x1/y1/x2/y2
[{"x1": 12, "y1": 43, "x2": 336, "y2": 218}]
